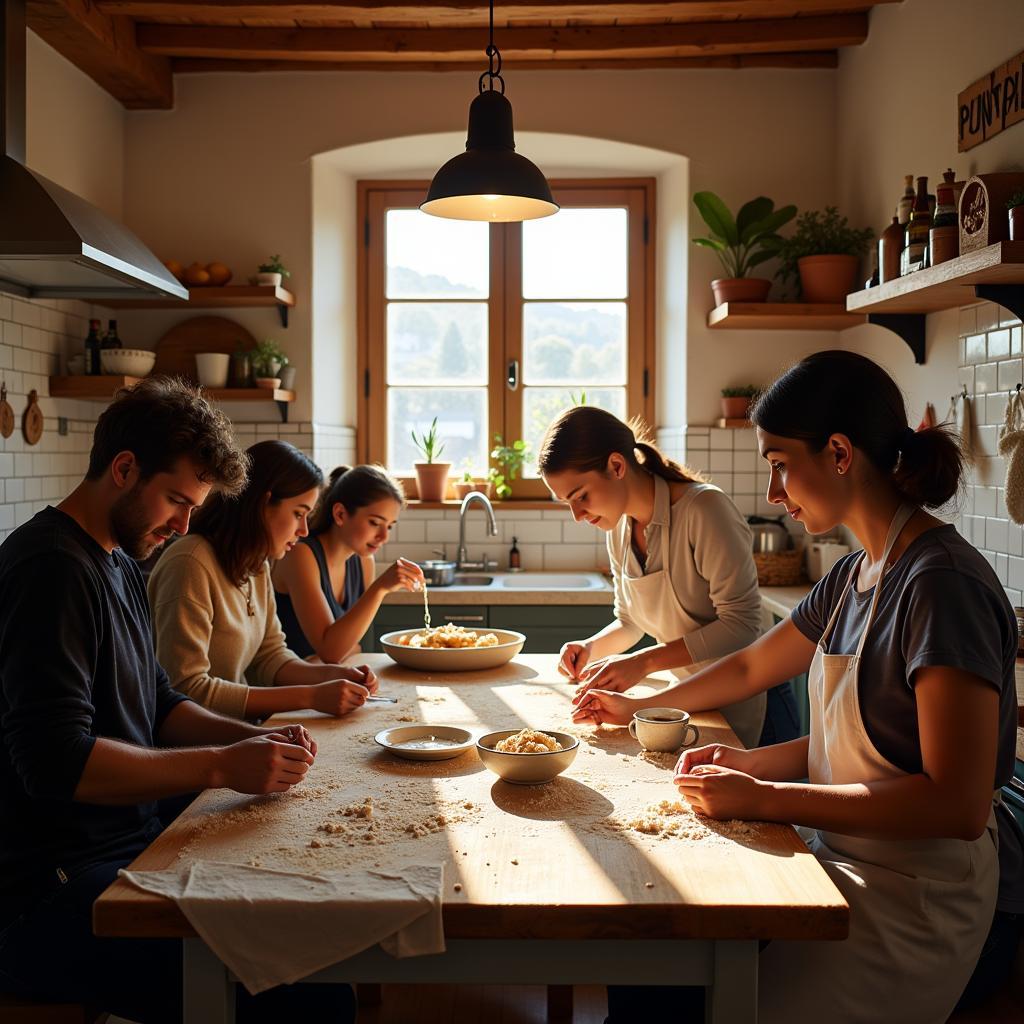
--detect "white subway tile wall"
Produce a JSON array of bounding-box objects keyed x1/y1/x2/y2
[{"x1": 956, "y1": 302, "x2": 1024, "y2": 605}]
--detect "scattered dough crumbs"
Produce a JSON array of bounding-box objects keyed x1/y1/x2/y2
[
  {"x1": 495, "y1": 729, "x2": 563, "y2": 754},
  {"x1": 614, "y1": 799, "x2": 762, "y2": 843},
  {"x1": 341, "y1": 797, "x2": 374, "y2": 818}
]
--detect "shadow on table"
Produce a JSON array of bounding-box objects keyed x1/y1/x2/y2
[{"x1": 489, "y1": 776, "x2": 614, "y2": 821}]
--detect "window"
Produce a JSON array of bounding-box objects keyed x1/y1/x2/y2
[{"x1": 358, "y1": 179, "x2": 654, "y2": 499}]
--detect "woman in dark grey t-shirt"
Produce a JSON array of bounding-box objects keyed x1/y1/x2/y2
[{"x1": 574, "y1": 351, "x2": 1021, "y2": 1023}]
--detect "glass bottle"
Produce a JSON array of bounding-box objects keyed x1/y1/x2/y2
[
  {"x1": 930, "y1": 168, "x2": 959, "y2": 266},
  {"x1": 896, "y1": 174, "x2": 915, "y2": 228},
  {"x1": 84, "y1": 319, "x2": 102, "y2": 375},
  {"x1": 101, "y1": 319, "x2": 122, "y2": 349},
  {"x1": 878, "y1": 216, "x2": 903, "y2": 284},
  {"x1": 901, "y1": 176, "x2": 931, "y2": 275}
]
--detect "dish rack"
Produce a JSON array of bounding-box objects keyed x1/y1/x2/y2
[{"x1": 753, "y1": 548, "x2": 805, "y2": 587}]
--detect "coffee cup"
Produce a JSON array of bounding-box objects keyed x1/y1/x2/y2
[{"x1": 628, "y1": 707, "x2": 699, "y2": 753}]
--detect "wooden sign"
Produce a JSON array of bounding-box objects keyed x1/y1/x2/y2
[{"x1": 958, "y1": 49, "x2": 1024, "y2": 152}]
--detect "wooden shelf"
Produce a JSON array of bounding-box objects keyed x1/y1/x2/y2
[
  {"x1": 708, "y1": 302, "x2": 866, "y2": 331},
  {"x1": 847, "y1": 241, "x2": 1024, "y2": 314},
  {"x1": 49, "y1": 377, "x2": 296, "y2": 421},
  {"x1": 95, "y1": 285, "x2": 296, "y2": 327}
]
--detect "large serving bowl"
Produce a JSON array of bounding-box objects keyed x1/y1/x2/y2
[
  {"x1": 476, "y1": 729, "x2": 579, "y2": 785},
  {"x1": 379, "y1": 628, "x2": 525, "y2": 672},
  {"x1": 99, "y1": 348, "x2": 156, "y2": 377}
]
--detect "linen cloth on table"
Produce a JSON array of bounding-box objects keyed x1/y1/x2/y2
[{"x1": 120, "y1": 861, "x2": 445, "y2": 993}]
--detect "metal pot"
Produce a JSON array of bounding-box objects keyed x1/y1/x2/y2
[
  {"x1": 747, "y1": 515, "x2": 792, "y2": 554},
  {"x1": 418, "y1": 559, "x2": 456, "y2": 587}
]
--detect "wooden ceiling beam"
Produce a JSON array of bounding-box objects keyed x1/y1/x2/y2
[
  {"x1": 172, "y1": 50, "x2": 840, "y2": 71},
  {"x1": 26, "y1": 0, "x2": 173, "y2": 108},
  {"x1": 98, "y1": 0, "x2": 893, "y2": 19},
  {"x1": 137, "y1": 13, "x2": 867, "y2": 60}
]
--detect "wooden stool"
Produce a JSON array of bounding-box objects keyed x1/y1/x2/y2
[{"x1": 0, "y1": 994, "x2": 107, "y2": 1024}]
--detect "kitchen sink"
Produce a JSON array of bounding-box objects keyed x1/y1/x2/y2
[
  {"x1": 498, "y1": 573, "x2": 604, "y2": 590},
  {"x1": 453, "y1": 574, "x2": 494, "y2": 586}
]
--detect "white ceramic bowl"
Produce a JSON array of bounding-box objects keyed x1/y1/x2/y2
[
  {"x1": 379, "y1": 627, "x2": 526, "y2": 672},
  {"x1": 374, "y1": 725, "x2": 474, "y2": 762},
  {"x1": 99, "y1": 348, "x2": 156, "y2": 377},
  {"x1": 476, "y1": 729, "x2": 579, "y2": 785}
]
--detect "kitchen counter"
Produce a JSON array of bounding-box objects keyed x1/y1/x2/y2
[
  {"x1": 383, "y1": 570, "x2": 613, "y2": 606},
  {"x1": 759, "y1": 584, "x2": 813, "y2": 619}
]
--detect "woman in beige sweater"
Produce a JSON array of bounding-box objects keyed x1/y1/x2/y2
[
  {"x1": 148, "y1": 440, "x2": 378, "y2": 720},
  {"x1": 539, "y1": 406, "x2": 772, "y2": 749}
]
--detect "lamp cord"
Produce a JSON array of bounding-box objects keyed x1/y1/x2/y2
[{"x1": 479, "y1": 0, "x2": 505, "y2": 94}]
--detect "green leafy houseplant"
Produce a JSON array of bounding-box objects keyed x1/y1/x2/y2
[
  {"x1": 721, "y1": 385, "x2": 759, "y2": 399},
  {"x1": 490, "y1": 436, "x2": 531, "y2": 500},
  {"x1": 775, "y1": 207, "x2": 873, "y2": 301},
  {"x1": 720, "y1": 384, "x2": 759, "y2": 420},
  {"x1": 411, "y1": 416, "x2": 446, "y2": 464},
  {"x1": 1007, "y1": 191, "x2": 1024, "y2": 210},
  {"x1": 257, "y1": 254, "x2": 291, "y2": 278},
  {"x1": 249, "y1": 338, "x2": 287, "y2": 378},
  {"x1": 692, "y1": 193, "x2": 796, "y2": 305}
]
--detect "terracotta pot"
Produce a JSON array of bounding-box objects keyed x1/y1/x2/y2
[
  {"x1": 454, "y1": 480, "x2": 494, "y2": 500},
  {"x1": 1010, "y1": 206, "x2": 1024, "y2": 242},
  {"x1": 797, "y1": 255, "x2": 859, "y2": 303},
  {"x1": 414, "y1": 462, "x2": 451, "y2": 502},
  {"x1": 710, "y1": 277, "x2": 771, "y2": 306},
  {"x1": 720, "y1": 396, "x2": 752, "y2": 420}
]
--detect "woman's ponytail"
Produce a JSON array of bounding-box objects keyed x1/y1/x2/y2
[{"x1": 892, "y1": 424, "x2": 965, "y2": 509}]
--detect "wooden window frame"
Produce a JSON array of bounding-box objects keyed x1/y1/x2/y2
[{"x1": 357, "y1": 177, "x2": 656, "y2": 501}]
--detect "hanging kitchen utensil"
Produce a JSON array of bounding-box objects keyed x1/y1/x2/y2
[
  {"x1": 21, "y1": 389, "x2": 43, "y2": 445},
  {"x1": 945, "y1": 386, "x2": 973, "y2": 463},
  {"x1": 999, "y1": 386, "x2": 1024, "y2": 524},
  {"x1": 0, "y1": 382, "x2": 13, "y2": 439}
]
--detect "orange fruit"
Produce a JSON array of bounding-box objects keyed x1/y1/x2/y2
[
  {"x1": 206, "y1": 262, "x2": 233, "y2": 286},
  {"x1": 163, "y1": 259, "x2": 184, "y2": 281},
  {"x1": 184, "y1": 262, "x2": 211, "y2": 286}
]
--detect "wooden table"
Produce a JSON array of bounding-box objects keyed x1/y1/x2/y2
[{"x1": 94, "y1": 654, "x2": 848, "y2": 1023}]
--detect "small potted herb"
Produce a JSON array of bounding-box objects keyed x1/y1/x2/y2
[
  {"x1": 249, "y1": 338, "x2": 287, "y2": 388},
  {"x1": 1008, "y1": 191, "x2": 1024, "y2": 242},
  {"x1": 454, "y1": 467, "x2": 495, "y2": 500},
  {"x1": 411, "y1": 417, "x2": 451, "y2": 501},
  {"x1": 490, "y1": 436, "x2": 531, "y2": 500},
  {"x1": 721, "y1": 385, "x2": 759, "y2": 421},
  {"x1": 775, "y1": 207, "x2": 873, "y2": 303},
  {"x1": 255, "y1": 254, "x2": 290, "y2": 288},
  {"x1": 692, "y1": 192, "x2": 796, "y2": 306}
]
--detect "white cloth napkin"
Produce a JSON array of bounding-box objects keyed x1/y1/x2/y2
[
  {"x1": 999, "y1": 391, "x2": 1024, "y2": 524},
  {"x1": 120, "y1": 861, "x2": 445, "y2": 994}
]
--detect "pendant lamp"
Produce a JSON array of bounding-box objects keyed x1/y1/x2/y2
[{"x1": 421, "y1": 0, "x2": 558, "y2": 222}]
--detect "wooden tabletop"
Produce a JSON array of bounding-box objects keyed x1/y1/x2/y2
[{"x1": 94, "y1": 655, "x2": 848, "y2": 943}]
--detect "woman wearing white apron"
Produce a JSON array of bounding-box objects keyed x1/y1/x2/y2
[
  {"x1": 578, "y1": 352, "x2": 1021, "y2": 1023},
  {"x1": 538, "y1": 406, "x2": 770, "y2": 749}
]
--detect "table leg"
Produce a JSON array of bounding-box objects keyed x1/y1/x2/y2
[
  {"x1": 546, "y1": 983, "x2": 573, "y2": 1021},
  {"x1": 184, "y1": 937, "x2": 236, "y2": 1024},
  {"x1": 705, "y1": 941, "x2": 758, "y2": 1024}
]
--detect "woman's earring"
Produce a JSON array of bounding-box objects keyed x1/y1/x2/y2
[{"x1": 837, "y1": 467, "x2": 844, "y2": 475}]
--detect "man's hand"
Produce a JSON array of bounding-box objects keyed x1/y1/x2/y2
[{"x1": 210, "y1": 734, "x2": 315, "y2": 794}]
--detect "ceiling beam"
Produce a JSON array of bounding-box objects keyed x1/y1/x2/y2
[
  {"x1": 137, "y1": 13, "x2": 867, "y2": 60},
  {"x1": 172, "y1": 50, "x2": 839, "y2": 71},
  {"x1": 98, "y1": 0, "x2": 893, "y2": 19},
  {"x1": 27, "y1": 0, "x2": 173, "y2": 108}
]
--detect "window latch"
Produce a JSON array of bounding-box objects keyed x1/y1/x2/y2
[{"x1": 506, "y1": 359, "x2": 519, "y2": 391}]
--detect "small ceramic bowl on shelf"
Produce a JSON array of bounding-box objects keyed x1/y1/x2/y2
[
  {"x1": 99, "y1": 349, "x2": 156, "y2": 377},
  {"x1": 254, "y1": 377, "x2": 281, "y2": 390}
]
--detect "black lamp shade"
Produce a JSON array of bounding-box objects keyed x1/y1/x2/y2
[{"x1": 422, "y1": 90, "x2": 558, "y2": 222}]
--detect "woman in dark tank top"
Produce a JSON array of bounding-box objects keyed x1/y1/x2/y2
[{"x1": 272, "y1": 465, "x2": 425, "y2": 661}]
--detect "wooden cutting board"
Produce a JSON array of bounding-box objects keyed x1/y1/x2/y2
[{"x1": 153, "y1": 316, "x2": 256, "y2": 382}]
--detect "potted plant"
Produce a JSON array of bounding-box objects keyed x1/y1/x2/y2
[
  {"x1": 411, "y1": 417, "x2": 451, "y2": 501},
  {"x1": 490, "y1": 436, "x2": 531, "y2": 500},
  {"x1": 1008, "y1": 191, "x2": 1024, "y2": 242},
  {"x1": 249, "y1": 338, "x2": 287, "y2": 388},
  {"x1": 454, "y1": 469, "x2": 496, "y2": 500},
  {"x1": 692, "y1": 193, "x2": 796, "y2": 306},
  {"x1": 775, "y1": 207, "x2": 874, "y2": 303},
  {"x1": 255, "y1": 254, "x2": 290, "y2": 288},
  {"x1": 721, "y1": 385, "x2": 758, "y2": 421}
]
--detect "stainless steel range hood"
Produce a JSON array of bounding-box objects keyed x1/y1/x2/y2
[{"x1": 0, "y1": 0, "x2": 186, "y2": 301}]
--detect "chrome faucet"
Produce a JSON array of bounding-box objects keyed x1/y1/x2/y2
[{"x1": 456, "y1": 491, "x2": 498, "y2": 571}]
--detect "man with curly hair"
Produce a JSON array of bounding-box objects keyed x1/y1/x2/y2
[{"x1": 0, "y1": 378, "x2": 355, "y2": 1022}]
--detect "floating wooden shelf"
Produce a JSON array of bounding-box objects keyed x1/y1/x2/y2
[
  {"x1": 845, "y1": 241, "x2": 1024, "y2": 366},
  {"x1": 95, "y1": 285, "x2": 296, "y2": 327},
  {"x1": 708, "y1": 302, "x2": 866, "y2": 331},
  {"x1": 49, "y1": 377, "x2": 296, "y2": 422}
]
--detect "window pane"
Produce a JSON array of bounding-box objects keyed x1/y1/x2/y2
[
  {"x1": 523, "y1": 302, "x2": 626, "y2": 386},
  {"x1": 522, "y1": 208, "x2": 628, "y2": 299},
  {"x1": 387, "y1": 302, "x2": 488, "y2": 385},
  {"x1": 521, "y1": 387, "x2": 627, "y2": 478},
  {"x1": 388, "y1": 388, "x2": 489, "y2": 476},
  {"x1": 386, "y1": 209, "x2": 488, "y2": 299}
]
